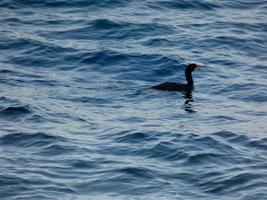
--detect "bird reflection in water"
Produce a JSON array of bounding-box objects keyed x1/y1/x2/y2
[{"x1": 183, "y1": 90, "x2": 196, "y2": 113}]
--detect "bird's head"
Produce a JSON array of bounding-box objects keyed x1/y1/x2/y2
[{"x1": 186, "y1": 63, "x2": 201, "y2": 72}]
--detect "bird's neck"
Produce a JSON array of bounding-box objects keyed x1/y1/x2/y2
[{"x1": 185, "y1": 70, "x2": 193, "y2": 87}]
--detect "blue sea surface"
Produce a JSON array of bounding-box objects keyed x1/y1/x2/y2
[{"x1": 0, "y1": 0, "x2": 267, "y2": 199}]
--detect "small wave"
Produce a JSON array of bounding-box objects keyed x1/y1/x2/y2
[
  {"x1": 0, "y1": 68, "x2": 43, "y2": 80},
  {"x1": 67, "y1": 159, "x2": 98, "y2": 169},
  {"x1": 0, "y1": 96, "x2": 19, "y2": 104},
  {"x1": 212, "y1": 130, "x2": 243, "y2": 139},
  {"x1": 0, "y1": 132, "x2": 82, "y2": 155},
  {"x1": 211, "y1": 131, "x2": 251, "y2": 147},
  {"x1": 63, "y1": 96, "x2": 111, "y2": 106},
  {"x1": 148, "y1": 0, "x2": 219, "y2": 11},
  {"x1": 50, "y1": 19, "x2": 174, "y2": 40},
  {"x1": 115, "y1": 131, "x2": 153, "y2": 143},
  {"x1": 246, "y1": 138, "x2": 267, "y2": 151},
  {"x1": 0, "y1": 172, "x2": 76, "y2": 198},
  {"x1": 198, "y1": 172, "x2": 266, "y2": 194},
  {"x1": 73, "y1": 166, "x2": 160, "y2": 196},
  {"x1": 210, "y1": 82, "x2": 267, "y2": 103},
  {"x1": 0, "y1": 0, "x2": 130, "y2": 9},
  {"x1": 0, "y1": 132, "x2": 65, "y2": 147},
  {"x1": 148, "y1": 0, "x2": 266, "y2": 11},
  {"x1": 0, "y1": 69, "x2": 17, "y2": 74},
  {"x1": 115, "y1": 166, "x2": 155, "y2": 179},
  {"x1": 217, "y1": 0, "x2": 267, "y2": 9},
  {"x1": 4, "y1": 36, "x2": 76, "y2": 68},
  {"x1": 229, "y1": 92, "x2": 267, "y2": 103},
  {"x1": 38, "y1": 144, "x2": 79, "y2": 156},
  {"x1": 89, "y1": 19, "x2": 122, "y2": 30},
  {"x1": 79, "y1": 49, "x2": 182, "y2": 80},
  {"x1": 0, "y1": 104, "x2": 32, "y2": 117},
  {"x1": 142, "y1": 141, "x2": 189, "y2": 161},
  {"x1": 0, "y1": 174, "x2": 33, "y2": 198},
  {"x1": 80, "y1": 50, "x2": 128, "y2": 66},
  {"x1": 143, "y1": 38, "x2": 176, "y2": 47},
  {"x1": 183, "y1": 152, "x2": 225, "y2": 166}
]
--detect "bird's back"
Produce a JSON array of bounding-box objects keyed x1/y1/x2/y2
[{"x1": 151, "y1": 82, "x2": 187, "y2": 91}]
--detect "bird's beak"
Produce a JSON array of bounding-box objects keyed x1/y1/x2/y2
[
  {"x1": 195, "y1": 64, "x2": 206, "y2": 71},
  {"x1": 195, "y1": 67, "x2": 200, "y2": 71}
]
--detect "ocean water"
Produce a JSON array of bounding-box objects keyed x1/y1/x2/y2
[{"x1": 0, "y1": 0, "x2": 267, "y2": 199}]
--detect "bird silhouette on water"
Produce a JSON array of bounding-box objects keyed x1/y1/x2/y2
[
  {"x1": 151, "y1": 63, "x2": 200, "y2": 92},
  {"x1": 151, "y1": 63, "x2": 201, "y2": 112}
]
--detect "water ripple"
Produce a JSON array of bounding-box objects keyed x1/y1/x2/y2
[{"x1": 1, "y1": 0, "x2": 267, "y2": 199}]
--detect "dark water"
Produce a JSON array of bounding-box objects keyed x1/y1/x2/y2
[{"x1": 1, "y1": 0, "x2": 267, "y2": 199}]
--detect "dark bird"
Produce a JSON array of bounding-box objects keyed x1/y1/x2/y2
[{"x1": 151, "y1": 63, "x2": 200, "y2": 92}]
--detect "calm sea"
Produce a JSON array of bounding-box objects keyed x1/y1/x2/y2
[{"x1": 0, "y1": 0, "x2": 267, "y2": 199}]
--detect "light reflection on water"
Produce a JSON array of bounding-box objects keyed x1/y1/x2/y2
[{"x1": 0, "y1": 0, "x2": 267, "y2": 199}]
